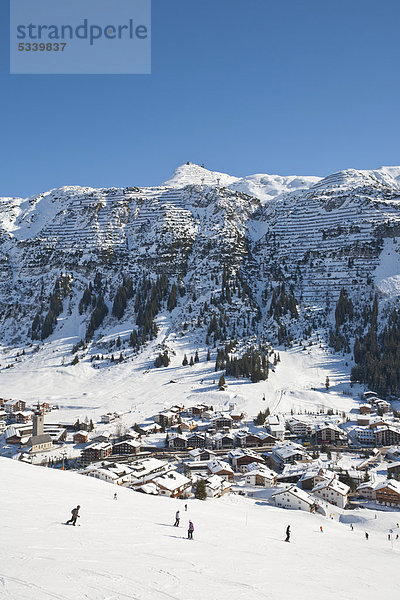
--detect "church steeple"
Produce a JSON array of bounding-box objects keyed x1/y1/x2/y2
[{"x1": 32, "y1": 403, "x2": 44, "y2": 437}]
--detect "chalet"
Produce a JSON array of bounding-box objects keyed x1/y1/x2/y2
[
  {"x1": 168, "y1": 433, "x2": 188, "y2": 450},
  {"x1": 153, "y1": 472, "x2": 191, "y2": 498},
  {"x1": 228, "y1": 449, "x2": 264, "y2": 473},
  {"x1": 356, "y1": 479, "x2": 382, "y2": 501},
  {"x1": 312, "y1": 477, "x2": 349, "y2": 509},
  {"x1": 354, "y1": 427, "x2": 375, "y2": 445},
  {"x1": 101, "y1": 412, "x2": 119, "y2": 424},
  {"x1": 80, "y1": 463, "x2": 133, "y2": 485},
  {"x1": 213, "y1": 432, "x2": 234, "y2": 450},
  {"x1": 179, "y1": 420, "x2": 197, "y2": 432},
  {"x1": 154, "y1": 411, "x2": 178, "y2": 428},
  {"x1": 188, "y1": 404, "x2": 211, "y2": 417},
  {"x1": 112, "y1": 440, "x2": 141, "y2": 455},
  {"x1": 205, "y1": 475, "x2": 231, "y2": 498},
  {"x1": 375, "y1": 480, "x2": 400, "y2": 506},
  {"x1": 235, "y1": 431, "x2": 262, "y2": 448},
  {"x1": 129, "y1": 458, "x2": 172, "y2": 487},
  {"x1": 244, "y1": 463, "x2": 277, "y2": 487},
  {"x1": 277, "y1": 463, "x2": 307, "y2": 483},
  {"x1": 187, "y1": 432, "x2": 209, "y2": 449},
  {"x1": 207, "y1": 459, "x2": 235, "y2": 481},
  {"x1": 266, "y1": 415, "x2": 286, "y2": 441},
  {"x1": 82, "y1": 441, "x2": 112, "y2": 465},
  {"x1": 25, "y1": 434, "x2": 53, "y2": 453},
  {"x1": 211, "y1": 414, "x2": 233, "y2": 430},
  {"x1": 299, "y1": 467, "x2": 335, "y2": 491},
  {"x1": 14, "y1": 410, "x2": 33, "y2": 424},
  {"x1": 359, "y1": 404, "x2": 372, "y2": 415},
  {"x1": 4, "y1": 399, "x2": 26, "y2": 414},
  {"x1": 272, "y1": 442, "x2": 311, "y2": 468},
  {"x1": 387, "y1": 462, "x2": 400, "y2": 478},
  {"x1": 375, "y1": 399, "x2": 391, "y2": 414},
  {"x1": 374, "y1": 426, "x2": 400, "y2": 446},
  {"x1": 286, "y1": 418, "x2": 312, "y2": 438},
  {"x1": 257, "y1": 432, "x2": 277, "y2": 447},
  {"x1": 272, "y1": 485, "x2": 317, "y2": 512},
  {"x1": 138, "y1": 423, "x2": 162, "y2": 435},
  {"x1": 363, "y1": 391, "x2": 378, "y2": 401},
  {"x1": 357, "y1": 416, "x2": 371, "y2": 427},
  {"x1": 0, "y1": 410, "x2": 7, "y2": 422},
  {"x1": 73, "y1": 431, "x2": 89, "y2": 444},
  {"x1": 311, "y1": 423, "x2": 345, "y2": 446},
  {"x1": 188, "y1": 448, "x2": 216, "y2": 462},
  {"x1": 230, "y1": 410, "x2": 245, "y2": 422}
]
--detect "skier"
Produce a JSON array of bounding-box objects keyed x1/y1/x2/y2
[
  {"x1": 365, "y1": 532, "x2": 369, "y2": 540},
  {"x1": 285, "y1": 525, "x2": 290, "y2": 542},
  {"x1": 188, "y1": 520, "x2": 194, "y2": 539},
  {"x1": 184, "y1": 504, "x2": 188, "y2": 511},
  {"x1": 66, "y1": 505, "x2": 80, "y2": 526},
  {"x1": 320, "y1": 526, "x2": 323, "y2": 533},
  {"x1": 114, "y1": 492, "x2": 117, "y2": 500},
  {"x1": 350, "y1": 524, "x2": 354, "y2": 531},
  {"x1": 174, "y1": 510, "x2": 180, "y2": 527}
]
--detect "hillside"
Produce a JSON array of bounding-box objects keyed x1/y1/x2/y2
[
  {"x1": 1, "y1": 162, "x2": 400, "y2": 401},
  {"x1": 1, "y1": 457, "x2": 400, "y2": 600}
]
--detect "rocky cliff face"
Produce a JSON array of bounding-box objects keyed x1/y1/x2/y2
[{"x1": 1, "y1": 163, "x2": 400, "y2": 351}]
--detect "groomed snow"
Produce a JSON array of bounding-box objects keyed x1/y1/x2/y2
[{"x1": 1, "y1": 458, "x2": 400, "y2": 599}]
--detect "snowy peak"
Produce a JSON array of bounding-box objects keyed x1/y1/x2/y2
[{"x1": 164, "y1": 162, "x2": 320, "y2": 202}]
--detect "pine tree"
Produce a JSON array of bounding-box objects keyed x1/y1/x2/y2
[
  {"x1": 194, "y1": 479, "x2": 207, "y2": 500},
  {"x1": 325, "y1": 376, "x2": 330, "y2": 390},
  {"x1": 207, "y1": 349, "x2": 211, "y2": 361},
  {"x1": 194, "y1": 350, "x2": 199, "y2": 363},
  {"x1": 190, "y1": 356, "x2": 194, "y2": 366},
  {"x1": 218, "y1": 374, "x2": 226, "y2": 390},
  {"x1": 182, "y1": 354, "x2": 188, "y2": 366}
]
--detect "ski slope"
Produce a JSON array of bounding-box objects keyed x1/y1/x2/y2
[
  {"x1": 0, "y1": 327, "x2": 358, "y2": 428},
  {"x1": 1, "y1": 458, "x2": 400, "y2": 599}
]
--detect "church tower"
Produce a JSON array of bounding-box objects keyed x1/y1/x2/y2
[{"x1": 32, "y1": 403, "x2": 44, "y2": 437}]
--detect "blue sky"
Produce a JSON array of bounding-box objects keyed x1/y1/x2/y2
[{"x1": 1, "y1": 0, "x2": 400, "y2": 198}]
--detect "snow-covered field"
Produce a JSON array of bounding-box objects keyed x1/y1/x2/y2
[
  {"x1": 0, "y1": 328, "x2": 359, "y2": 428},
  {"x1": 1, "y1": 457, "x2": 400, "y2": 600}
]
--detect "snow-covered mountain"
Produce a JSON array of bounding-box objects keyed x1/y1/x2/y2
[{"x1": 1, "y1": 162, "x2": 400, "y2": 383}]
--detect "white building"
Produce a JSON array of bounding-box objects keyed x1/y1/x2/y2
[
  {"x1": 153, "y1": 472, "x2": 191, "y2": 498},
  {"x1": 272, "y1": 442, "x2": 311, "y2": 467},
  {"x1": 272, "y1": 485, "x2": 317, "y2": 512},
  {"x1": 80, "y1": 463, "x2": 133, "y2": 485},
  {"x1": 266, "y1": 415, "x2": 286, "y2": 440},
  {"x1": 129, "y1": 458, "x2": 172, "y2": 487},
  {"x1": 244, "y1": 463, "x2": 277, "y2": 487},
  {"x1": 312, "y1": 477, "x2": 349, "y2": 509},
  {"x1": 207, "y1": 458, "x2": 234, "y2": 481},
  {"x1": 205, "y1": 474, "x2": 231, "y2": 498}
]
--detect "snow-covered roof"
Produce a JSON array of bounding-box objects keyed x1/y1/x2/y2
[
  {"x1": 153, "y1": 471, "x2": 191, "y2": 491},
  {"x1": 312, "y1": 477, "x2": 349, "y2": 496},
  {"x1": 207, "y1": 459, "x2": 233, "y2": 474},
  {"x1": 272, "y1": 485, "x2": 316, "y2": 506},
  {"x1": 375, "y1": 480, "x2": 400, "y2": 494}
]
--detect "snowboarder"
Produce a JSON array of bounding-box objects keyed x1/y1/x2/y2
[
  {"x1": 66, "y1": 505, "x2": 80, "y2": 526},
  {"x1": 285, "y1": 525, "x2": 290, "y2": 542},
  {"x1": 188, "y1": 520, "x2": 194, "y2": 539},
  {"x1": 114, "y1": 493, "x2": 117, "y2": 500},
  {"x1": 174, "y1": 511, "x2": 180, "y2": 527},
  {"x1": 365, "y1": 532, "x2": 369, "y2": 540}
]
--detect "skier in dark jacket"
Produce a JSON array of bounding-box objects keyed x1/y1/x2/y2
[
  {"x1": 66, "y1": 505, "x2": 80, "y2": 526},
  {"x1": 174, "y1": 511, "x2": 180, "y2": 527},
  {"x1": 285, "y1": 525, "x2": 290, "y2": 542},
  {"x1": 188, "y1": 520, "x2": 194, "y2": 539}
]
